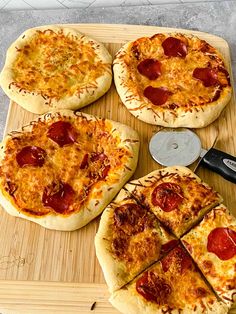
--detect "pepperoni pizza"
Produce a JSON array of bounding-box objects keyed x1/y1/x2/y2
[
  {"x1": 95, "y1": 166, "x2": 236, "y2": 312},
  {"x1": 125, "y1": 166, "x2": 222, "y2": 237},
  {"x1": 95, "y1": 188, "x2": 177, "y2": 292},
  {"x1": 113, "y1": 33, "x2": 232, "y2": 127},
  {"x1": 182, "y1": 204, "x2": 236, "y2": 307},
  {"x1": 110, "y1": 245, "x2": 228, "y2": 314},
  {"x1": 0, "y1": 109, "x2": 139, "y2": 231},
  {"x1": 0, "y1": 25, "x2": 112, "y2": 114}
]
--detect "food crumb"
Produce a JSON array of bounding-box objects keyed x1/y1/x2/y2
[{"x1": 90, "y1": 301, "x2": 96, "y2": 311}]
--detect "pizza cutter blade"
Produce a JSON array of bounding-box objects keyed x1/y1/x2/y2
[{"x1": 149, "y1": 128, "x2": 236, "y2": 184}]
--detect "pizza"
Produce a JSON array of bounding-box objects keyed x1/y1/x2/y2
[
  {"x1": 0, "y1": 25, "x2": 112, "y2": 114},
  {"x1": 0, "y1": 109, "x2": 139, "y2": 231},
  {"x1": 95, "y1": 166, "x2": 236, "y2": 312},
  {"x1": 95, "y1": 188, "x2": 177, "y2": 292},
  {"x1": 113, "y1": 33, "x2": 232, "y2": 128},
  {"x1": 182, "y1": 204, "x2": 236, "y2": 307},
  {"x1": 110, "y1": 245, "x2": 228, "y2": 314},
  {"x1": 125, "y1": 166, "x2": 222, "y2": 237}
]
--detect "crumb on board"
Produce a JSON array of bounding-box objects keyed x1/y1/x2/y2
[{"x1": 90, "y1": 301, "x2": 96, "y2": 311}]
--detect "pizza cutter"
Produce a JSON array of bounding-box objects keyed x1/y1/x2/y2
[{"x1": 149, "y1": 128, "x2": 236, "y2": 184}]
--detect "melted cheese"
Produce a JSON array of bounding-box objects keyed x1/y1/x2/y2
[
  {"x1": 129, "y1": 171, "x2": 221, "y2": 237},
  {"x1": 110, "y1": 197, "x2": 174, "y2": 273},
  {"x1": 0, "y1": 115, "x2": 132, "y2": 216},
  {"x1": 182, "y1": 205, "x2": 236, "y2": 306},
  {"x1": 122, "y1": 34, "x2": 230, "y2": 109},
  {"x1": 12, "y1": 30, "x2": 109, "y2": 99},
  {"x1": 128, "y1": 248, "x2": 221, "y2": 311}
]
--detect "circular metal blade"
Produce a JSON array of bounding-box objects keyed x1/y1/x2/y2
[{"x1": 149, "y1": 128, "x2": 202, "y2": 166}]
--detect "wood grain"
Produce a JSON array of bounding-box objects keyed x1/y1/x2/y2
[
  {"x1": 0, "y1": 281, "x2": 118, "y2": 313},
  {"x1": 0, "y1": 24, "x2": 235, "y2": 313}
]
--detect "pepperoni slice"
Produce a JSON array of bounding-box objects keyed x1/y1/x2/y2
[
  {"x1": 91, "y1": 152, "x2": 107, "y2": 162},
  {"x1": 136, "y1": 271, "x2": 172, "y2": 303},
  {"x1": 160, "y1": 239, "x2": 179, "y2": 255},
  {"x1": 194, "y1": 287, "x2": 208, "y2": 298},
  {"x1": 144, "y1": 86, "x2": 170, "y2": 106},
  {"x1": 193, "y1": 67, "x2": 218, "y2": 87},
  {"x1": 16, "y1": 146, "x2": 46, "y2": 167},
  {"x1": 42, "y1": 182, "x2": 75, "y2": 214},
  {"x1": 207, "y1": 227, "x2": 236, "y2": 260},
  {"x1": 137, "y1": 59, "x2": 162, "y2": 80},
  {"x1": 101, "y1": 165, "x2": 110, "y2": 179},
  {"x1": 80, "y1": 153, "x2": 89, "y2": 169},
  {"x1": 47, "y1": 121, "x2": 77, "y2": 147},
  {"x1": 80, "y1": 153, "x2": 108, "y2": 171},
  {"x1": 91, "y1": 153, "x2": 110, "y2": 179},
  {"x1": 151, "y1": 182, "x2": 183, "y2": 212},
  {"x1": 162, "y1": 37, "x2": 187, "y2": 58},
  {"x1": 161, "y1": 245, "x2": 192, "y2": 273}
]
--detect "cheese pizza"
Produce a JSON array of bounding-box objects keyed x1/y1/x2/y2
[
  {"x1": 110, "y1": 245, "x2": 228, "y2": 314},
  {"x1": 0, "y1": 109, "x2": 139, "y2": 231},
  {"x1": 125, "y1": 166, "x2": 222, "y2": 237},
  {"x1": 0, "y1": 25, "x2": 112, "y2": 114},
  {"x1": 182, "y1": 204, "x2": 236, "y2": 307},
  {"x1": 113, "y1": 33, "x2": 232, "y2": 128},
  {"x1": 95, "y1": 188, "x2": 177, "y2": 292}
]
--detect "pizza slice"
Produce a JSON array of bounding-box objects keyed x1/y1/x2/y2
[
  {"x1": 125, "y1": 166, "x2": 222, "y2": 237},
  {"x1": 0, "y1": 25, "x2": 112, "y2": 114},
  {"x1": 182, "y1": 204, "x2": 236, "y2": 307},
  {"x1": 0, "y1": 109, "x2": 139, "y2": 231},
  {"x1": 95, "y1": 188, "x2": 177, "y2": 292},
  {"x1": 110, "y1": 244, "x2": 228, "y2": 314}
]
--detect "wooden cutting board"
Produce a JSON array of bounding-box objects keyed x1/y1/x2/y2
[{"x1": 0, "y1": 24, "x2": 235, "y2": 314}]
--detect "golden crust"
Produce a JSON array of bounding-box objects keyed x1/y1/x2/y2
[
  {"x1": 125, "y1": 166, "x2": 222, "y2": 237},
  {"x1": 182, "y1": 204, "x2": 236, "y2": 307},
  {"x1": 113, "y1": 33, "x2": 232, "y2": 128},
  {"x1": 0, "y1": 109, "x2": 140, "y2": 231},
  {"x1": 0, "y1": 25, "x2": 112, "y2": 114},
  {"x1": 95, "y1": 188, "x2": 176, "y2": 292}
]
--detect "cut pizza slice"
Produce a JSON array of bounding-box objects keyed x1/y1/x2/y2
[
  {"x1": 110, "y1": 244, "x2": 228, "y2": 314},
  {"x1": 125, "y1": 166, "x2": 222, "y2": 237},
  {"x1": 0, "y1": 109, "x2": 139, "y2": 231},
  {"x1": 182, "y1": 204, "x2": 236, "y2": 307},
  {"x1": 95, "y1": 188, "x2": 177, "y2": 292}
]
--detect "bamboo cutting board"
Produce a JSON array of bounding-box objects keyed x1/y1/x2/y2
[{"x1": 0, "y1": 24, "x2": 235, "y2": 314}]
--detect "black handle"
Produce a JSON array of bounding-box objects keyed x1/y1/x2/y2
[{"x1": 200, "y1": 148, "x2": 236, "y2": 183}]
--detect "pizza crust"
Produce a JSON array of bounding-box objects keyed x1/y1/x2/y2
[
  {"x1": 95, "y1": 189, "x2": 133, "y2": 292},
  {"x1": 110, "y1": 286, "x2": 228, "y2": 314},
  {"x1": 0, "y1": 109, "x2": 140, "y2": 231},
  {"x1": 113, "y1": 34, "x2": 232, "y2": 128},
  {"x1": 0, "y1": 25, "x2": 112, "y2": 114}
]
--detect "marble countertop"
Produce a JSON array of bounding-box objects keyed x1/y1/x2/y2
[{"x1": 0, "y1": 0, "x2": 235, "y2": 139}]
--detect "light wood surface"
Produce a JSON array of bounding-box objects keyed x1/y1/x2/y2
[{"x1": 0, "y1": 24, "x2": 235, "y2": 313}]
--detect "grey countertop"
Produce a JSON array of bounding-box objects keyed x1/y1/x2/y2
[{"x1": 0, "y1": 1, "x2": 235, "y2": 139}]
